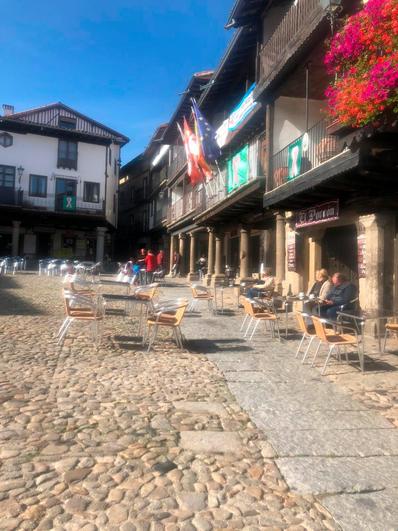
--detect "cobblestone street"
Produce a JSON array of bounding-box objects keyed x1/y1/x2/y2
[
  {"x1": 1, "y1": 275, "x2": 397, "y2": 530},
  {"x1": 0, "y1": 274, "x2": 337, "y2": 531}
]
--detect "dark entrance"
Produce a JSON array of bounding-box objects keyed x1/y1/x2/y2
[
  {"x1": 0, "y1": 233, "x2": 12, "y2": 255},
  {"x1": 322, "y1": 225, "x2": 358, "y2": 284},
  {"x1": 36, "y1": 233, "x2": 52, "y2": 258}
]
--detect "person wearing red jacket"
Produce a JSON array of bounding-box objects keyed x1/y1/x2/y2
[{"x1": 145, "y1": 250, "x2": 157, "y2": 283}]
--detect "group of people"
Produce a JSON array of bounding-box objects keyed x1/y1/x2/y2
[
  {"x1": 121, "y1": 248, "x2": 165, "y2": 284},
  {"x1": 247, "y1": 267, "x2": 358, "y2": 321}
]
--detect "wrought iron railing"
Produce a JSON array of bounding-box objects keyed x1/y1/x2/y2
[
  {"x1": 258, "y1": 0, "x2": 326, "y2": 87},
  {"x1": 21, "y1": 192, "x2": 105, "y2": 214},
  {"x1": 0, "y1": 187, "x2": 23, "y2": 206},
  {"x1": 270, "y1": 119, "x2": 339, "y2": 190}
]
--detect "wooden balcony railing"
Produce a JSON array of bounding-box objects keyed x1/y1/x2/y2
[
  {"x1": 168, "y1": 146, "x2": 187, "y2": 182},
  {"x1": 258, "y1": 0, "x2": 326, "y2": 91},
  {"x1": 270, "y1": 119, "x2": 339, "y2": 191}
]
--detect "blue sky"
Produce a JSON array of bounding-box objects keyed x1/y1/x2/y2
[{"x1": 0, "y1": 0, "x2": 234, "y2": 163}]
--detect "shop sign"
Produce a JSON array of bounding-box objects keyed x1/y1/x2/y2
[
  {"x1": 216, "y1": 84, "x2": 259, "y2": 148},
  {"x1": 227, "y1": 145, "x2": 249, "y2": 193},
  {"x1": 288, "y1": 137, "x2": 303, "y2": 180},
  {"x1": 287, "y1": 231, "x2": 296, "y2": 272},
  {"x1": 295, "y1": 200, "x2": 339, "y2": 228},
  {"x1": 63, "y1": 195, "x2": 76, "y2": 211},
  {"x1": 357, "y1": 233, "x2": 367, "y2": 278}
]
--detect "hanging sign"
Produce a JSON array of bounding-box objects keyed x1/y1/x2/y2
[
  {"x1": 295, "y1": 200, "x2": 339, "y2": 228},
  {"x1": 288, "y1": 137, "x2": 303, "y2": 180},
  {"x1": 357, "y1": 233, "x2": 367, "y2": 278},
  {"x1": 216, "y1": 84, "x2": 259, "y2": 148},
  {"x1": 227, "y1": 145, "x2": 249, "y2": 193},
  {"x1": 287, "y1": 231, "x2": 297, "y2": 272}
]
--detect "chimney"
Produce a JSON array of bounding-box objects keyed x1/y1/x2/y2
[{"x1": 2, "y1": 104, "x2": 14, "y2": 116}]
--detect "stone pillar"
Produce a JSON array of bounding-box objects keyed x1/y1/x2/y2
[
  {"x1": 168, "y1": 234, "x2": 176, "y2": 276},
  {"x1": 96, "y1": 227, "x2": 106, "y2": 262},
  {"x1": 212, "y1": 232, "x2": 225, "y2": 285},
  {"x1": 224, "y1": 232, "x2": 231, "y2": 266},
  {"x1": 275, "y1": 213, "x2": 286, "y2": 290},
  {"x1": 206, "y1": 228, "x2": 215, "y2": 284},
  {"x1": 188, "y1": 232, "x2": 197, "y2": 281},
  {"x1": 239, "y1": 226, "x2": 250, "y2": 279},
  {"x1": 308, "y1": 230, "x2": 325, "y2": 287},
  {"x1": 12, "y1": 221, "x2": 21, "y2": 257},
  {"x1": 178, "y1": 233, "x2": 186, "y2": 276},
  {"x1": 358, "y1": 214, "x2": 390, "y2": 312}
]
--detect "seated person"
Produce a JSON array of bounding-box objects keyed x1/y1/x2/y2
[
  {"x1": 320, "y1": 272, "x2": 357, "y2": 321},
  {"x1": 304, "y1": 269, "x2": 332, "y2": 314},
  {"x1": 247, "y1": 268, "x2": 275, "y2": 299}
]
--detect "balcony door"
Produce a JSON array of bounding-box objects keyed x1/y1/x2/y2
[{"x1": 55, "y1": 178, "x2": 77, "y2": 211}]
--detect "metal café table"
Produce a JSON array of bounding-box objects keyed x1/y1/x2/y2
[{"x1": 336, "y1": 309, "x2": 397, "y2": 372}]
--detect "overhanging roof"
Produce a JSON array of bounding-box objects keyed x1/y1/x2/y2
[
  {"x1": 162, "y1": 71, "x2": 213, "y2": 144},
  {"x1": 226, "y1": 0, "x2": 270, "y2": 28}
]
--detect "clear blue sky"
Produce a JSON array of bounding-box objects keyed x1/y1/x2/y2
[{"x1": 0, "y1": 0, "x2": 234, "y2": 163}]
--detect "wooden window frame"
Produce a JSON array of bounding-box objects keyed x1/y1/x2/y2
[{"x1": 29, "y1": 174, "x2": 47, "y2": 197}]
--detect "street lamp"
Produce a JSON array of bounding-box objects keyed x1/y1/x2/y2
[{"x1": 17, "y1": 165, "x2": 24, "y2": 184}]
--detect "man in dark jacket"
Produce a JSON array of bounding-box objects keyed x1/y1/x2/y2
[{"x1": 320, "y1": 272, "x2": 357, "y2": 320}]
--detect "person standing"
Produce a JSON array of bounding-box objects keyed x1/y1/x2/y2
[
  {"x1": 172, "y1": 251, "x2": 180, "y2": 277},
  {"x1": 156, "y1": 249, "x2": 165, "y2": 270},
  {"x1": 145, "y1": 249, "x2": 157, "y2": 284}
]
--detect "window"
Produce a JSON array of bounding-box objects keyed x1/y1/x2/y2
[
  {"x1": 0, "y1": 132, "x2": 13, "y2": 148},
  {"x1": 83, "y1": 182, "x2": 100, "y2": 203},
  {"x1": 58, "y1": 116, "x2": 76, "y2": 130},
  {"x1": 29, "y1": 174, "x2": 47, "y2": 197},
  {"x1": 0, "y1": 165, "x2": 15, "y2": 188},
  {"x1": 58, "y1": 140, "x2": 78, "y2": 170}
]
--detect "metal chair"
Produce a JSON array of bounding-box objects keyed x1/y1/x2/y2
[
  {"x1": 189, "y1": 284, "x2": 215, "y2": 314},
  {"x1": 242, "y1": 298, "x2": 280, "y2": 341},
  {"x1": 146, "y1": 300, "x2": 189, "y2": 352},
  {"x1": 57, "y1": 290, "x2": 105, "y2": 348},
  {"x1": 311, "y1": 316, "x2": 359, "y2": 375}
]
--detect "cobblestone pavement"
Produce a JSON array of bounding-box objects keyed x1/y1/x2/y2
[{"x1": 0, "y1": 274, "x2": 338, "y2": 531}]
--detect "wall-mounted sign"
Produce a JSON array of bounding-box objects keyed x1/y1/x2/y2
[
  {"x1": 357, "y1": 233, "x2": 367, "y2": 278},
  {"x1": 227, "y1": 145, "x2": 249, "y2": 193},
  {"x1": 216, "y1": 84, "x2": 259, "y2": 148},
  {"x1": 295, "y1": 200, "x2": 339, "y2": 228},
  {"x1": 63, "y1": 195, "x2": 76, "y2": 211},
  {"x1": 287, "y1": 231, "x2": 296, "y2": 272}
]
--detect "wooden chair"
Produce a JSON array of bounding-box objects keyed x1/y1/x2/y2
[
  {"x1": 146, "y1": 301, "x2": 188, "y2": 352},
  {"x1": 295, "y1": 312, "x2": 335, "y2": 363},
  {"x1": 311, "y1": 316, "x2": 359, "y2": 375}
]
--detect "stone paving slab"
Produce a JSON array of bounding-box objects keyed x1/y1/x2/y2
[
  {"x1": 266, "y1": 427, "x2": 398, "y2": 457},
  {"x1": 179, "y1": 431, "x2": 244, "y2": 454},
  {"x1": 276, "y1": 456, "x2": 398, "y2": 494},
  {"x1": 173, "y1": 400, "x2": 228, "y2": 417},
  {"x1": 321, "y1": 488, "x2": 398, "y2": 531}
]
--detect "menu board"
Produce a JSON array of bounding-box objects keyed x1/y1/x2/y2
[
  {"x1": 287, "y1": 231, "x2": 296, "y2": 272},
  {"x1": 357, "y1": 233, "x2": 367, "y2": 278}
]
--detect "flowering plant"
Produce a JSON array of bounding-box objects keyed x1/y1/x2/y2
[{"x1": 325, "y1": 0, "x2": 398, "y2": 127}]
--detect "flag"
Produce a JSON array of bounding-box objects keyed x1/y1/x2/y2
[
  {"x1": 191, "y1": 98, "x2": 221, "y2": 164},
  {"x1": 177, "y1": 119, "x2": 203, "y2": 185}
]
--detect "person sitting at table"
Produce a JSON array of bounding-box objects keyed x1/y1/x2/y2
[
  {"x1": 247, "y1": 267, "x2": 275, "y2": 299},
  {"x1": 304, "y1": 269, "x2": 332, "y2": 314},
  {"x1": 320, "y1": 272, "x2": 357, "y2": 321}
]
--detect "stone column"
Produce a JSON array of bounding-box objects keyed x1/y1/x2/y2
[
  {"x1": 188, "y1": 232, "x2": 197, "y2": 280},
  {"x1": 224, "y1": 232, "x2": 231, "y2": 266},
  {"x1": 212, "y1": 232, "x2": 225, "y2": 285},
  {"x1": 358, "y1": 214, "x2": 390, "y2": 312},
  {"x1": 168, "y1": 234, "x2": 176, "y2": 276},
  {"x1": 12, "y1": 221, "x2": 21, "y2": 257},
  {"x1": 308, "y1": 229, "x2": 325, "y2": 287},
  {"x1": 239, "y1": 226, "x2": 250, "y2": 279},
  {"x1": 206, "y1": 228, "x2": 215, "y2": 284},
  {"x1": 96, "y1": 227, "x2": 106, "y2": 262},
  {"x1": 275, "y1": 213, "x2": 286, "y2": 289},
  {"x1": 178, "y1": 233, "x2": 186, "y2": 276}
]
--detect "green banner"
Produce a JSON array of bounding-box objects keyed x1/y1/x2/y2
[
  {"x1": 63, "y1": 195, "x2": 76, "y2": 211},
  {"x1": 288, "y1": 137, "x2": 303, "y2": 180},
  {"x1": 227, "y1": 144, "x2": 249, "y2": 193}
]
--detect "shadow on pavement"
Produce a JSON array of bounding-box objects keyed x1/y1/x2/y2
[
  {"x1": 0, "y1": 276, "x2": 44, "y2": 316},
  {"x1": 186, "y1": 338, "x2": 254, "y2": 354}
]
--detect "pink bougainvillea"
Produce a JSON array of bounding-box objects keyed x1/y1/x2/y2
[{"x1": 325, "y1": 0, "x2": 398, "y2": 127}]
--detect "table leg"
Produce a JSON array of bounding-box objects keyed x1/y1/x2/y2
[
  {"x1": 360, "y1": 321, "x2": 365, "y2": 372},
  {"x1": 285, "y1": 303, "x2": 289, "y2": 338},
  {"x1": 221, "y1": 288, "x2": 224, "y2": 314}
]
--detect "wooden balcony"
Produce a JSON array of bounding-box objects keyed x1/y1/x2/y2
[
  {"x1": 168, "y1": 146, "x2": 187, "y2": 184},
  {"x1": 256, "y1": 0, "x2": 328, "y2": 96}
]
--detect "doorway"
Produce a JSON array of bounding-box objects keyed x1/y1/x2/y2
[{"x1": 322, "y1": 225, "x2": 358, "y2": 283}]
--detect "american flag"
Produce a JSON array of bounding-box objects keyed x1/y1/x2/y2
[{"x1": 191, "y1": 98, "x2": 221, "y2": 164}]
